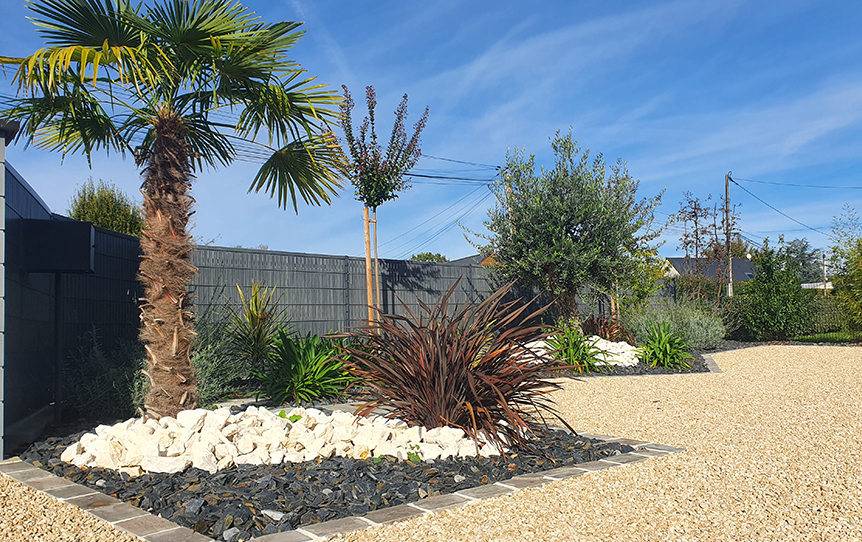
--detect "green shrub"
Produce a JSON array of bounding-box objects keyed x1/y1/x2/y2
[
  {"x1": 623, "y1": 301, "x2": 725, "y2": 350},
  {"x1": 337, "y1": 281, "x2": 573, "y2": 454},
  {"x1": 190, "y1": 286, "x2": 250, "y2": 408},
  {"x1": 735, "y1": 239, "x2": 815, "y2": 340},
  {"x1": 251, "y1": 329, "x2": 354, "y2": 406},
  {"x1": 226, "y1": 283, "x2": 288, "y2": 375},
  {"x1": 639, "y1": 323, "x2": 693, "y2": 369},
  {"x1": 546, "y1": 320, "x2": 608, "y2": 374},
  {"x1": 834, "y1": 239, "x2": 862, "y2": 331},
  {"x1": 63, "y1": 331, "x2": 148, "y2": 421},
  {"x1": 67, "y1": 178, "x2": 144, "y2": 237}
]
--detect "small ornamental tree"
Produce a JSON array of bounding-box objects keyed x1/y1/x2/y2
[
  {"x1": 474, "y1": 131, "x2": 664, "y2": 321},
  {"x1": 340, "y1": 85, "x2": 429, "y2": 323},
  {"x1": 68, "y1": 178, "x2": 144, "y2": 236},
  {"x1": 834, "y1": 239, "x2": 862, "y2": 331}
]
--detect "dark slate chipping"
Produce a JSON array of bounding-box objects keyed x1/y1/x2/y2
[{"x1": 21, "y1": 427, "x2": 633, "y2": 540}]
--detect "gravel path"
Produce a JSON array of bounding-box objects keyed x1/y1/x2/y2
[
  {"x1": 2, "y1": 345, "x2": 860, "y2": 541},
  {"x1": 335, "y1": 345, "x2": 862, "y2": 542}
]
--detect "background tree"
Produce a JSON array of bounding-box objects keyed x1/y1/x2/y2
[
  {"x1": 340, "y1": 85, "x2": 428, "y2": 324},
  {"x1": 831, "y1": 204, "x2": 862, "y2": 271},
  {"x1": 736, "y1": 237, "x2": 815, "y2": 340},
  {"x1": 676, "y1": 192, "x2": 713, "y2": 260},
  {"x1": 410, "y1": 252, "x2": 449, "y2": 263},
  {"x1": 1, "y1": 0, "x2": 344, "y2": 419},
  {"x1": 475, "y1": 131, "x2": 663, "y2": 321},
  {"x1": 68, "y1": 178, "x2": 144, "y2": 236},
  {"x1": 784, "y1": 238, "x2": 823, "y2": 284},
  {"x1": 704, "y1": 234, "x2": 752, "y2": 259}
]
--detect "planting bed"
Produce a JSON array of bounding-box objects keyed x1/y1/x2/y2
[{"x1": 22, "y1": 421, "x2": 632, "y2": 540}]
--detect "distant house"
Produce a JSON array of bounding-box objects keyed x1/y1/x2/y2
[{"x1": 665, "y1": 257, "x2": 757, "y2": 283}]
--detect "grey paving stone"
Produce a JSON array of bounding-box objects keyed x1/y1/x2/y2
[
  {"x1": 114, "y1": 514, "x2": 180, "y2": 537},
  {"x1": 498, "y1": 476, "x2": 554, "y2": 489},
  {"x1": 642, "y1": 443, "x2": 685, "y2": 453},
  {"x1": 89, "y1": 502, "x2": 149, "y2": 523},
  {"x1": 573, "y1": 460, "x2": 615, "y2": 471},
  {"x1": 411, "y1": 493, "x2": 471, "y2": 512},
  {"x1": 457, "y1": 483, "x2": 514, "y2": 500},
  {"x1": 26, "y1": 475, "x2": 77, "y2": 492},
  {"x1": 602, "y1": 453, "x2": 648, "y2": 464},
  {"x1": 363, "y1": 503, "x2": 424, "y2": 525},
  {"x1": 145, "y1": 526, "x2": 212, "y2": 542},
  {"x1": 541, "y1": 467, "x2": 588, "y2": 480},
  {"x1": 4, "y1": 467, "x2": 52, "y2": 482},
  {"x1": 301, "y1": 516, "x2": 374, "y2": 538},
  {"x1": 0, "y1": 459, "x2": 32, "y2": 473},
  {"x1": 65, "y1": 492, "x2": 121, "y2": 510},
  {"x1": 604, "y1": 438, "x2": 649, "y2": 447},
  {"x1": 630, "y1": 448, "x2": 671, "y2": 457},
  {"x1": 251, "y1": 530, "x2": 315, "y2": 542},
  {"x1": 46, "y1": 484, "x2": 98, "y2": 499}
]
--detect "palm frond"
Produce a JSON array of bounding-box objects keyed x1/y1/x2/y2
[{"x1": 249, "y1": 133, "x2": 345, "y2": 212}]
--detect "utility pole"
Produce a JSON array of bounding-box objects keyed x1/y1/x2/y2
[
  {"x1": 725, "y1": 172, "x2": 733, "y2": 297},
  {"x1": 822, "y1": 251, "x2": 828, "y2": 297}
]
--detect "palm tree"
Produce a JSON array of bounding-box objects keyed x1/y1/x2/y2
[{"x1": 0, "y1": 0, "x2": 345, "y2": 419}]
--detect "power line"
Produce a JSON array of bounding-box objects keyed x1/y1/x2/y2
[
  {"x1": 733, "y1": 177, "x2": 862, "y2": 190},
  {"x1": 729, "y1": 176, "x2": 835, "y2": 241},
  {"x1": 420, "y1": 153, "x2": 500, "y2": 169}
]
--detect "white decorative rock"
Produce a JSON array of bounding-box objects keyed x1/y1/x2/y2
[
  {"x1": 140, "y1": 455, "x2": 191, "y2": 474},
  {"x1": 176, "y1": 409, "x2": 208, "y2": 432}
]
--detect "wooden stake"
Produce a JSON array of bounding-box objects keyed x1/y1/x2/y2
[
  {"x1": 373, "y1": 208, "x2": 381, "y2": 326},
  {"x1": 363, "y1": 206, "x2": 375, "y2": 326}
]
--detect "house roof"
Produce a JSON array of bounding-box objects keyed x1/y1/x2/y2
[{"x1": 666, "y1": 257, "x2": 757, "y2": 283}]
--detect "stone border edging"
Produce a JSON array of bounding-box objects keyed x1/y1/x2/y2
[
  {"x1": 1, "y1": 436, "x2": 684, "y2": 542},
  {"x1": 701, "y1": 353, "x2": 723, "y2": 373}
]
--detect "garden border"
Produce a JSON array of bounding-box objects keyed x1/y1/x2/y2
[
  {"x1": 0, "y1": 436, "x2": 683, "y2": 542},
  {"x1": 1, "y1": 355, "x2": 723, "y2": 541}
]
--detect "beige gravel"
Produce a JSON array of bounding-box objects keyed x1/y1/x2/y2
[
  {"x1": 2, "y1": 345, "x2": 860, "y2": 541},
  {"x1": 336, "y1": 345, "x2": 862, "y2": 542},
  {"x1": 0, "y1": 470, "x2": 140, "y2": 542}
]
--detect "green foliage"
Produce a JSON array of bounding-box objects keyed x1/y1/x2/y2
[
  {"x1": 735, "y1": 238, "x2": 816, "y2": 340},
  {"x1": 63, "y1": 331, "x2": 147, "y2": 421},
  {"x1": 226, "y1": 283, "x2": 288, "y2": 375},
  {"x1": 337, "y1": 281, "x2": 573, "y2": 454},
  {"x1": 545, "y1": 321, "x2": 608, "y2": 374},
  {"x1": 639, "y1": 323, "x2": 693, "y2": 369},
  {"x1": 68, "y1": 178, "x2": 144, "y2": 237},
  {"x1": 830, "y1": 204, "x2": 861, "y2": 269},
  {"x1": 623, "y1": 301, "x2": 726, "y2": 350},
  {"x1": 473, "y1": 131, "x2": 664, "y2": 320},
  {"x1": 289, "y1": 414, "x2": 303, "y2": 423},
  {"x1": 807, "y1": 296, "x2": 851, "y2": 334},
  {"x1": 3, "y1": 0, "x2": 344, "y2": 212},
  {"x1": 251, "y1": 329, "x2": 354, "y2": 406},
  {"x1": 410, "y1": 252, "x2": 449, "y2": 263},
  {"x1": 617, "y1": 249, "x2": 667, "y2": 310},
  {"x1": 784, "y1": 238, "x2": 823, "y2": 284},
  {"x1": 834, "y1": 239, "x2": 862, "y2": 331},
  {"x1": 191, "y1": 290, "x2": 246, "y2": 408}
]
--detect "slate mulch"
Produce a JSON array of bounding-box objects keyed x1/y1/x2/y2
[{"x1": 22, "y1": 425, "x2": 632, "y2": 540}]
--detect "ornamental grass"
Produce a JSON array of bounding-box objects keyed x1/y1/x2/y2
[{"x1": 335, "y1": 281, "x2": 575, "y2": 454}]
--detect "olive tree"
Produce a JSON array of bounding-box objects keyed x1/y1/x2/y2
[{"x1": 475, "y1": 131, "x2": 664, "y2": 321}]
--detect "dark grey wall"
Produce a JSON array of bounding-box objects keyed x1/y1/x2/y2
[
  {"x1": 3, "y1": 164, "x2": 56, "y2": 438},
  {"x1": 3, "y1": 164, "x2": 142, "y2": 455}
]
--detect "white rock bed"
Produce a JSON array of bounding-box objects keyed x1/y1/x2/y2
[
  {"x1": 60, "y1": 406, "x2": 501, "y2": 477},
  {"x1": 528, "y1": 336, "x2": 642, "y2": 367}
]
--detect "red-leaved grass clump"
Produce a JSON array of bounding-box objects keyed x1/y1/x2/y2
[{"x1": 335, "y1": 281, "x2": 575, "y2": 454}]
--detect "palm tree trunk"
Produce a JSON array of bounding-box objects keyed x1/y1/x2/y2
[{"x1": 138, "y1": 109, "x2": 198, "y2": 419}]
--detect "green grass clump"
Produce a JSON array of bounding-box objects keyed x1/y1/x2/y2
[
  {"x1": 624, "y1": 301, "x2": 725, "y2": 350},
  {"x1": 545, "y1": 320, "x2": 609, "y2": 374},
  {"x1": 639, "y1": 323, "x2": 693, "y2": 370}
]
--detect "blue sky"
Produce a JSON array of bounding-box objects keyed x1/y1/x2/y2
[{"x1": 2, "y1": 0, "x2": 861, "y2": 260}]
